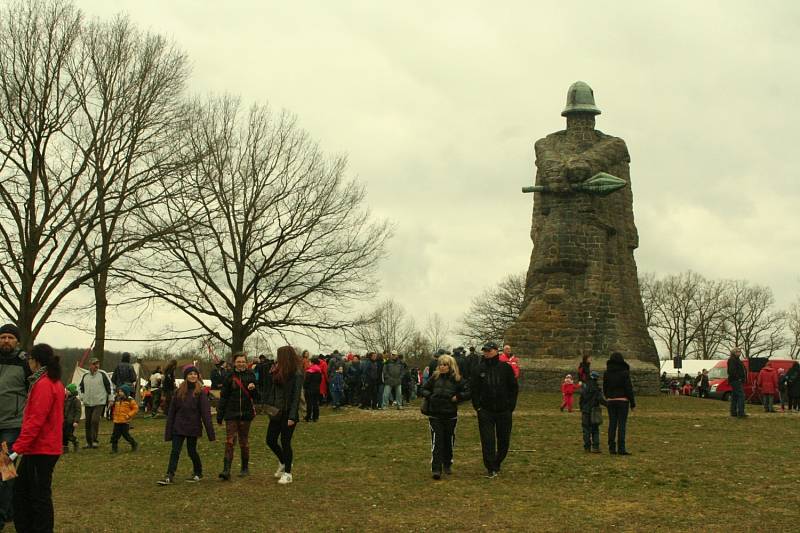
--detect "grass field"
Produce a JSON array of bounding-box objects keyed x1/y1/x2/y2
[{"x1": 21, "y1": 392, "x2": 800, "y2": 532}]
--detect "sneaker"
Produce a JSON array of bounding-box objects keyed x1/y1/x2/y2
[
  {"x1": 485, "y1": 471, "x2": 498, "y2": 479},
  {"x1": 432, "y1": 472, "x2": 441, "y2": 480},
  {"x1": 185, "y1": 475, "x2": 202, "y2": 483},
  {"x1": 591, "y1": 448, "x2": 601, "y2": 454},
  {"x1": 277, "y1": 472, "x2": 293, "y2": 484},
  {"x1": 618, "y1": 451, "x2": 632, "y2": 456},
  {"x1": 274, "y1": 463, "x2": 286, "y2": 478},
  {"x1": 157, "y1": 475, "x2": 173, "y2": 486}
]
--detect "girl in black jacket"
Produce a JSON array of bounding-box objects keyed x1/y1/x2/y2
[
  {"x1": 603, "y1": 352, "x2": 636, "y2": 455},
  {"x1": 217, "y1": 353, "x2": 258, "y2": 480},
  {"x1": 421, "y1": 355, "x2": 470, "y2": 480},
  {"x1": 265, "y1": 346, "x2": 304, "y2": 485}
]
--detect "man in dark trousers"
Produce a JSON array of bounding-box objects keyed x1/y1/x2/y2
[
  {"x1": 471, "y1": 341, "x2": 518, "y2": 478},
  {"x1": 727, "y1": 347, "x2": 747, "y2": 418}
]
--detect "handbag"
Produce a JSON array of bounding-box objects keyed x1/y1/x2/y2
[
  {"x1": 420, "y1": 397, "x2": 430, "y2": 416},
  {"x1": 590, "y1": 405, "x2": 603, "y2": 425},
  {"x1": 264, "y1": 404, "x2": 282, "y2": 420}
]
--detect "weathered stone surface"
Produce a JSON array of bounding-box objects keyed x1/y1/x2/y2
[
  {"x1": 505, "y1": 82, "x2": 658, "y2": 369},
  {"x1": 515, "y1": 357, "x2": 660, "y2": 395}
]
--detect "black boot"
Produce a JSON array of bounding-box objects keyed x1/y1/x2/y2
[
  {"x1": 239, "y1": 449, "x2": 250, "y2": 477},
  {"x1": 219, "y1": 458, "x2": 232, "y2": 481}
]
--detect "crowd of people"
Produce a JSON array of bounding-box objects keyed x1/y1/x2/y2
[{"x1": 3, "y1": 316, "x2": 790, "y2": 531}]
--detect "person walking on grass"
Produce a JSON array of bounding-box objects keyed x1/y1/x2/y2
[
  {"x1": 560, "y1": 374, "x2": 577, "y2": 413},
  {"x1": 79, "y1": 357, "x2": 113, "y2": 449},
  {"x1": 11, "y1": 344, "x2": 63, "y2": 533},
  {"x1": 471, "y1": 342, "x2": 518, "y2": 479},
  {"x1": 110, "y1": 385, "x2": 138, "y2": 453},
  {"x1": 603, "y1": 352, "x2": 636, "y2": 455},
  {"x1": 579, "y1": 371, "x2": 607, "y2": 453},
  {"x1": 62, "y1": 384, "x2": 81, "y2": 453},
  {"x1": 217, "y1": 353, "x2": 258, "y2": 480},
  {"x1": 727, "y1": 347, "x2": 747, "y2": 418},
  {"x1": 421, "y1": 354, "x2": 469, "y2": 480},
  {"x1": 264, "y1": 346, "x2": 304, "y2": 485},
  {"x1": 157, "y1": 365, "x2": 215, "y2": 486}
]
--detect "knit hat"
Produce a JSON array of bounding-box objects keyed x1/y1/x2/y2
[
  {"x1": 0, "y1": 324, "x2": 19, "y2": 340},
  {"x1": 119, "y1": 384, "x2": 132, "y2": 397},
  {"x1": 66, "y1": 383, "x2": 78, "y2": 395},
  {"x1": 183, "y1": 365, "x2": 199, "y2": 379}
]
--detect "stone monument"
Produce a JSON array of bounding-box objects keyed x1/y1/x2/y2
[{"x1": 505, "y1": 81, "x2": 658, "y2": 368}]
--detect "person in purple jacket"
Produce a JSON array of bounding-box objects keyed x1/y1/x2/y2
[{"x1": 157, "y1": 365, "x2": 215, "y2": 485}]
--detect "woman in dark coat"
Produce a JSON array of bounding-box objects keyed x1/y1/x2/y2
[
  {"x1": 787, "y1": 362, "x2": 800, "y2": 411},
  {"x1": 264, "y1": 346, "x2": 303, "y2": 485},
  {"x1": 421, "y1": 354, "x2": 470, "y2": 480},
  {"x1": 217, "y1": 353, "x2": 258, "y2": 480},
  {"x1": 157, "y1": 365, "x2": 215, "y2": 485},
  {"x1": 603, "y1": 352, "x2": 636, "y2": 455}
]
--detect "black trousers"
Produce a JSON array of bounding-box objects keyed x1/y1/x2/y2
[
  {"x1": 13, "y1": 454, "x2": 59, "y2": 533},
  {"x1": 304, "y1": 389, "x2": 320, "y2": 421},
  {"x1": 476, "y1": 409, "x2": 512, "y2": 473},
  {"x1": 110, "y1": 423, "x2": 136, "y2": 450},
  {"x1": 84, "y1": 405, "x2": 104, "y2": 445},
  {"x1": 167, "y1": 435, "x2": 202, "y2": 476},
  {"x1": 266, "y1": 419, "x2": 297, "y2": 473},
  {"x1": 428, "y1": 417, "x2": 457, "y2": 473}
]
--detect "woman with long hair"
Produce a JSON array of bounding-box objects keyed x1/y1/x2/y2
[
  {"x1": 217, "y1": 353, "x2": 258, "y2": 480},
  {"x1": 157, "y1": 365, "x2": 216, "y2": 485},
  {"x1": 421, "y1": 354, "x2": 469, "y2": 480},
  {"x1": 264, "y1": 346, "x2": 304, "y2": 485},
  {"x1": 12, "y1": 343, "x2": 64, "y2": 532},
  {"x1": 603, "y1": 352, "x2": 636, "y2": 455}
]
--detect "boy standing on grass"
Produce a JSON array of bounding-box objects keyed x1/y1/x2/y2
[
  {"x1": 63, "y1": 383, "x2": 81, "y2": 453},
  {"x1": 110, "y1": 384, "x2": 139, "y2": 453},
  {"x1": 579, "y1": 371, "x2": 607, "y2": 453}
]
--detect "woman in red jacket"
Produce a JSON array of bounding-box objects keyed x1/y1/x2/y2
[{"x1": 12, "y1": 343, "x2": 64, "y2": 533}]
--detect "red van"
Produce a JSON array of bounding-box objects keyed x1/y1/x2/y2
[{"x1": 707, "y1": 359, "x2": 795, "y2": 402}]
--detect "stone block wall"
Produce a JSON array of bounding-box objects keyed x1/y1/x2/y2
[{"x1": 516, "y1": 357, "x2": 660, "y2": 395}]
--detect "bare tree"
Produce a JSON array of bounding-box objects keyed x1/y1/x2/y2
[
  {"x1": 786, "y1": 298, "x2": 800, "y2": 359},
  {"x1": 648, "y1": 271, "x2": 703, "y2": 359},
  {"x1": 75, "y1": 16, "x2": 191, "y2": 362},
  {"x1": 0, "y1": 0, "x2": 98, "y2": 350},
  {"x1": 724, "y1": 280, "x2": 786, "y2": 358},
  {"x1": 457, "y1": 272, "x2": 526, "y2": 345},
  {"x1": 402, "y1": 330, "x2": 431, "y2": 359},
  {"x1": 689, "y1": 278, "x2": 731, "y2": 359},
  {"x1": 127, "y1": 97, "x2": 390, "y2": 353},
  {"x1": 424, "y1": 313, "x2": 450, "y2": 352},
  {"x1": 349, "y1": 299, "x2": 416, "y2": 354}
]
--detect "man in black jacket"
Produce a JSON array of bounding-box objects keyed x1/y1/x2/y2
[
  {"x1": 727, "y1": 347, "x2": 747, "y2": 417},
  {"x1": 471, "y1": 342, "x2": 518, "y2": 478}
]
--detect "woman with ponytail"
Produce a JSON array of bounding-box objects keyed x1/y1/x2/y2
[{"x1": 12, "y1": 343, "x2": 64, "y2": 532}]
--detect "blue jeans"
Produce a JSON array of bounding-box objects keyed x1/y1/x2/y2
[
  {"x1": 0, "y1": 427, "x2": 20, "y2": 522},
  {"x1": 167, "y1": 435, "x2": 201, "y2": 477},
  {"x1": 730, "y1": 380, "x2": 745, "y2": 416},
  {"x1": 377, "y1": 384, "x2": 386, "y2": 407},
  {"x1": 383, "y1": 384, "x2": 403, "y2": 407},
  {"x1": 606, "y1": 401, "x2": 629, "y2": 453}
]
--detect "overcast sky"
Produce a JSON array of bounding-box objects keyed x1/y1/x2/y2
[{"x1": 40, "y1": 0, "x2": 800, "y2": 356}]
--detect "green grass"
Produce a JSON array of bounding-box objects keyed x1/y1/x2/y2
[{"x1": 26, "y1": 393, "x2": 800, "y2": 532}]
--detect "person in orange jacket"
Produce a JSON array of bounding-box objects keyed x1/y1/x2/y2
[
  {"x1": 560, "y1": 374, "x2": 577, "y2": 412},
  {"x1": 110, "y1": 384, "x2": 139, "y2": 453}
]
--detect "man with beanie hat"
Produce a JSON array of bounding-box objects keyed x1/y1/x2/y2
[{"x1": 0, "y1": 323, "x2": 30, "y2": 526}]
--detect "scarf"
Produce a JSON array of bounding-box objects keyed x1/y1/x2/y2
[{"x1": 28, "y1": 366, "x2": 47, "y2": 385}]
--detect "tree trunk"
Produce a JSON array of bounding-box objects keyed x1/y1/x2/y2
[{"x1": 93, "y1": 273, "x2": 108, "y2": 366}]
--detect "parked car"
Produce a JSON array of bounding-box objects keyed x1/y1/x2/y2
[{"x1": 707, "y1": 359, "x2": 795, "y2": 402}]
